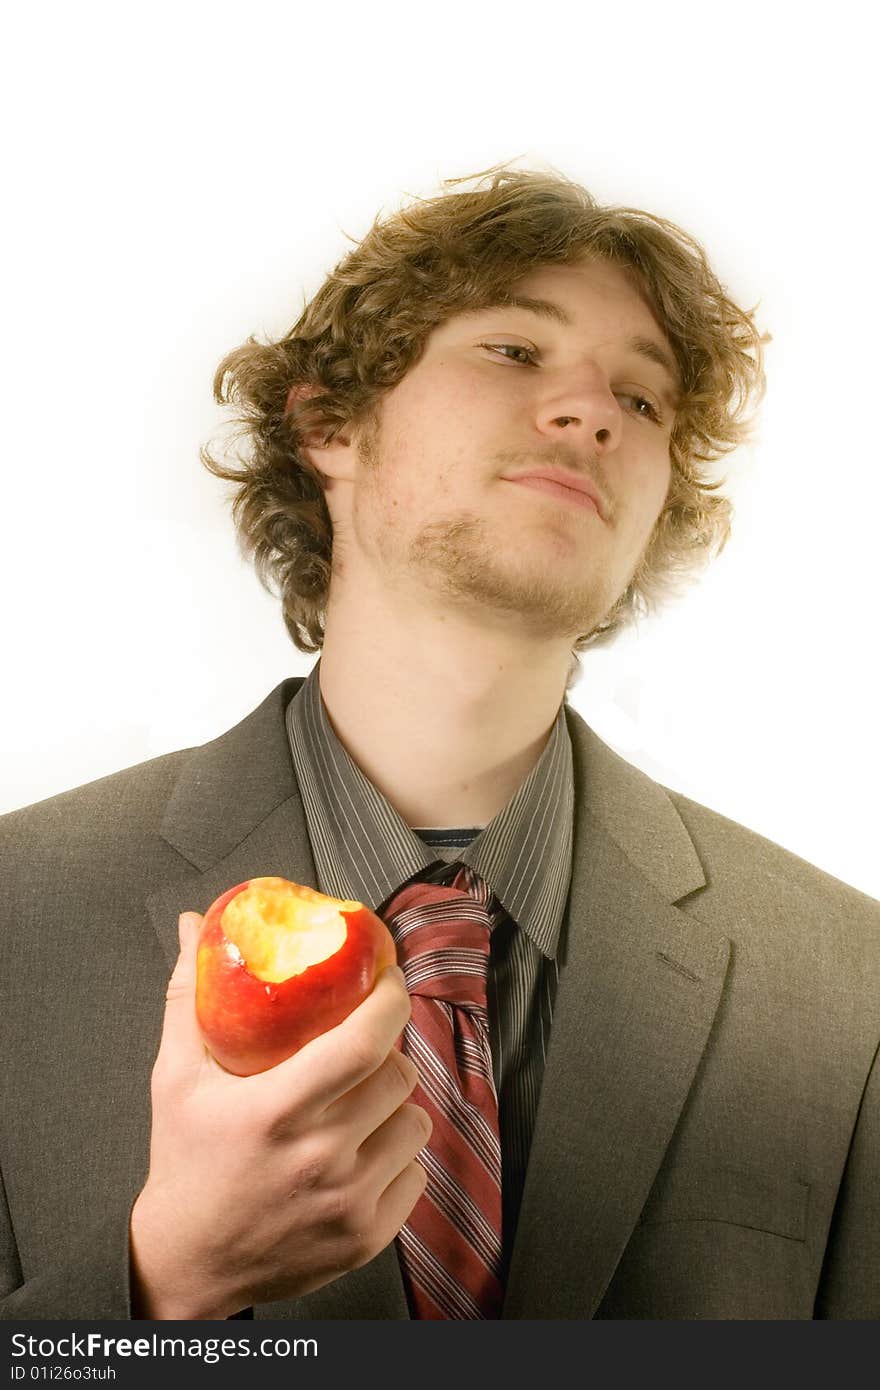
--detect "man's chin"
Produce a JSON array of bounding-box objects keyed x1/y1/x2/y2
[{"x1": 423, "y1": 564, "x2": 607, "y2": 642}]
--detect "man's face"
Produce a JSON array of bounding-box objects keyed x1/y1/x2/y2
[{"x1": 330, "y1": 257, "x2": 678, "y2": 645}]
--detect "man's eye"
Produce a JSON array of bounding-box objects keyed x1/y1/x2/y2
[
  {"x1": 480, "y1": 342, "x2": 538, "y2": 365},
  {"x1": 623, "y1": 393, "x2": 664, "y2": 425}
]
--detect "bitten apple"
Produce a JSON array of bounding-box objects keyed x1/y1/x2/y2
[{"x1": 195, "y1": 876, "x2": 398, "y2": 1076}]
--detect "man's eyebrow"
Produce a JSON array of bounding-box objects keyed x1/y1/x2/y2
[{"x1": 476, "y1": 293, "x2": 684, "y2": 407}]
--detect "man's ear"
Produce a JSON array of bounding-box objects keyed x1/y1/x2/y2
[{"x1": 284, "y1": 381, "x2": 354, "y2": 480}]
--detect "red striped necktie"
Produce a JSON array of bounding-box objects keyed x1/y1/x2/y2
[{"x1": 378, "y1": 861, "x2": 505, "y2": 1319}]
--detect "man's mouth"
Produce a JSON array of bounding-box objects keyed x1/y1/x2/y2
[{"x1": 504, "y1": 475, "x2": 602, "y2": 516}]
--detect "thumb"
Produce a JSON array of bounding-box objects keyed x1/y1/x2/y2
[
  {"x1": 156, "y1": 911, "x2": 205, "y2": 1069},
  {"x1": 177, "y1": 909, "x2": 202, "y2": 956}
]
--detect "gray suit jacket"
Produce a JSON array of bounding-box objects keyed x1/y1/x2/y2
[{"x1": 1, "y1": 678, "x2": 878, "y2": 1319}]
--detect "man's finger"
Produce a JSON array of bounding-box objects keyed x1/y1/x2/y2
[
  {"x1": 253, "y1": 964, "x2": 412, "y2": 1114},
  {"x1": 154, "y1": 911, "x2": 207, "y2": 1073}
]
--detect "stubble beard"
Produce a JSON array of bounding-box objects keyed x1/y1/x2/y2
[{"x1": 411, "y1": 509, "x2": 622, "y2": 643}]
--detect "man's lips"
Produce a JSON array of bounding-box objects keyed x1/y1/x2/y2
[{"x1": 504, "y1": 474, "x2": 603, "y2": 517}]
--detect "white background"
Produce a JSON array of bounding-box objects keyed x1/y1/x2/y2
[{"x1": 1, "y1": 2, "x2": 877, "y2": 898}]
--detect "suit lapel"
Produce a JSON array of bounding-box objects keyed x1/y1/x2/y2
[
  {"x1": 146, "y1": 679, "x2": 315, "y2": 973},
  {"x1": 146, "y1": 678, "x2": 730, "y2": 1320},
  {"x1": 501, "y1": 709, "x2": 731, "y2": 1317}
]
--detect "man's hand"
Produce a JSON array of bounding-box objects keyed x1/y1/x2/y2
[{"x1": 129, "y1": 910, "x2": 430, "y2": 1320}]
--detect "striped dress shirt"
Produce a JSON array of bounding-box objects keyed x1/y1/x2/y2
[{"x1": 285, "y1": 657, "x2": 575, "y2": 1280}]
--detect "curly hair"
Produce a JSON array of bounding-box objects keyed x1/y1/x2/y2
[{"x1": 200, "y1": 161, "x2": 771, "y2": 689}]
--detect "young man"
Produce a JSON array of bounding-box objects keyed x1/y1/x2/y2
[{"x1": 1, "y1": 166, "x2": 877, "y2": 1321}]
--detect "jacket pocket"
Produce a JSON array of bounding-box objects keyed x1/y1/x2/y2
[{"x1": 639, "y1": 1165, "x2": 810, "y2": 1242}]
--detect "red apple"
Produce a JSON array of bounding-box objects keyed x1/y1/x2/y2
[{"x1": 195, "y1": 875, "x2": 398, "y2": 1076}]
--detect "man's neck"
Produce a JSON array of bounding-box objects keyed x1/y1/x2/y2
[{"x1": 316, "y1": 625, "x2": 568, "y2": 828}]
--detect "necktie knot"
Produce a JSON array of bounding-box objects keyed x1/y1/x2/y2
[{"x1": 380, "y1": 864, "x2": 493, "y2": 1012}]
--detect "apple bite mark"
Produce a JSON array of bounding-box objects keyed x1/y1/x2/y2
[
  {"x1": 221, "y1": 877, "x2": 361, "y2": 983},
  {"x1": 195, "y1": 875, "x2": 399, "y2": 1076}
]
